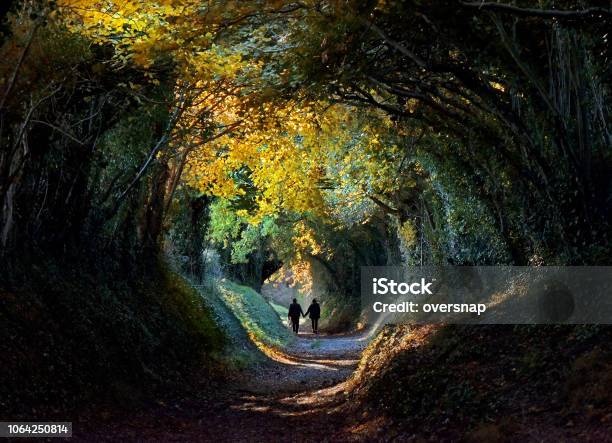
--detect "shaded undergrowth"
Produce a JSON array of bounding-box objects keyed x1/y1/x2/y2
[{"x1": 0, "y1": 261, "x2": 225, "y2": 418}]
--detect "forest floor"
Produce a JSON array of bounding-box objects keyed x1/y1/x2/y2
[{"x1": 76, "y1": 330, "x2": 372, "y2": 442}]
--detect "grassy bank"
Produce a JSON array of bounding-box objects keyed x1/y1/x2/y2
[{"x1": 216, "y1": 280, "x2": 293, "y2": 348}]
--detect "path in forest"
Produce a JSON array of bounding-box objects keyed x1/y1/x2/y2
[{"x1": 78, "y1": 330, "x2": 372, "y2": 442}]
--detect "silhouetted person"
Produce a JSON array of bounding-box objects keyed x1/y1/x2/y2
[
  {"x1": 304, "y1": 299, "x2": 321, "y2": 334},
  {"x1": 288, "y1": 298, "x2": 304, "y2": 334}
]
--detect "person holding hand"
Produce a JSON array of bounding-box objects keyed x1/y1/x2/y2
[
  {"x1": 304, "y1": 299, "x2": 321, "y2": 334},
  {"x1": 288, "y1": 298, "x2": 304, "y2": 334}
]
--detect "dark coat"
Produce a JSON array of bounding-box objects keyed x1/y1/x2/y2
[
  {"x1": 305, "y1": 302, "x2": 321, "y2": 319},
  {"x1": 288, "y1": 303, "x2": 304, "y2": 320}
]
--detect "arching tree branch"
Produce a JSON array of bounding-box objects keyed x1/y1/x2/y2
[{"x1": 461, "y1": 2, "x2": 611, "y2": 20}]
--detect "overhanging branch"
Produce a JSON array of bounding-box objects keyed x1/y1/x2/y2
[{"x1": 461, "y1": 2, "x2": 611, "y2": 20}]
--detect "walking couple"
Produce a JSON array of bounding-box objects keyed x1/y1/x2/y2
[{"x1": 287, "y1": 298, "x2": 320, "y2": 334}]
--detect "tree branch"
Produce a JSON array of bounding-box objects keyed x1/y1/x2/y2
[
  {"x1": 461, "y1": 2, "x2": 611, "y2": 20},
  {"x1": 31, "y1": 119, "x2": 85, "y2": 145},
  {"x1": 109, "y1": 95, "x2": 186, "y2": 215},
  {"x1": 361, "y1": 19, "x2": 427, "y2": 69},
  {"x1": 0, "y1": 21, "x2": 39, "y2": 111},
  {"x1": 368, "y1": 194, "x2": 401, "y2": 217}
]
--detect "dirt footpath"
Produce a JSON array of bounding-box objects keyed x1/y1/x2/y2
[{"x1": 76, "y1": 331, "x2": 372, "y2": 442}]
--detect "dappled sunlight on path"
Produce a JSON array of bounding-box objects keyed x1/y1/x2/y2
[
  {"x1": 234, "y1": 330, "x2": 370, "y2": 395},
  {"x1": 222, "y1": 331, "x2": 370, "y2": 435},
  {"x1": 78, "y1": 329, "x2": 373, "y2": 442}
]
